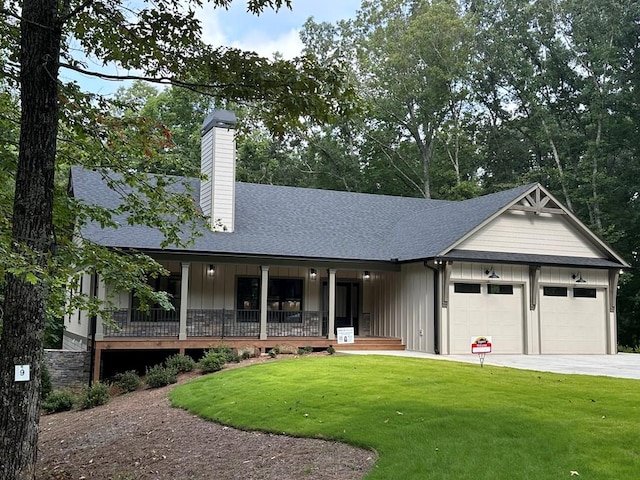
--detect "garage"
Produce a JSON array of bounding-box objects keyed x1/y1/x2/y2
[
  {"x1": 539, "y1": 286, "x2": 608, "y2": 354},
  {"x1": 449, "y1": 282, "x2": 524, "y2": 354}
]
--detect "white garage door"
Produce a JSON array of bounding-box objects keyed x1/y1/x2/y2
[
  {"x1": 539, "y1": 286, "x2": 607, "y2": 354},
  {"x1": 449, "y1": 283, "x2": 524, "y2": 354}
]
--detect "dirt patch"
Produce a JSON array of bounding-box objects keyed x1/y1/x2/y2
[{"x1": 37, "y1": 354, "x2": 376, "y2": 479}]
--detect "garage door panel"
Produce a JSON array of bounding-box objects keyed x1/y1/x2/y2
[
  {"x1": 540, "y1": 288, "x2": 607, "y2": 354},
  {"x1": 449, "y1": 284, "x2": 524, "y2": 354}
]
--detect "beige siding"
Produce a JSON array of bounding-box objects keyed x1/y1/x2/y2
[
  {"x1": 457, "y1": 210, "x2": 603, "y2": 258},
  {"x1": 369, "y1": 271, "x2": 402, "y2": 338},
  {"x1": 200, "y1": 126, "x2": 236, "y2": 232},
  {"x1": 65, "y1": 272, "x2": 93, "y2": 339},
  {"x1": 400, "y1": 263, "x2": 434, "y2": 353}
]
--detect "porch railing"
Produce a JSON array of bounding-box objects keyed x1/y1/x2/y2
[
  {"x1": 103, "y1": 309, "x2": 179, "y2": 337},
  {"x1": 186, "y1": 309, "x2": 323, "y2": 338},
  {"x1": 103, "y1": 309, "x2": 325, "y2": 338}
]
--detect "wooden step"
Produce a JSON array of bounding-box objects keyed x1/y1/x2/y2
[{"x1": 335, "y1": 337, "x2": 405, "y2": 351}]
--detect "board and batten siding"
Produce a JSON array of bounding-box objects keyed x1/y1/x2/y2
[
  {"x1": 456, "y1": 210, "x2": 603, "y2": 258},
  {"x1": 200, "y1": 124, "x2": 236, "y2": 232},
  {"x1": 369, "y1": 271, "x2": 402, "y2": 339},
  {"x1": 399, "y1": 263, "x2": 435, "y2": 353}
]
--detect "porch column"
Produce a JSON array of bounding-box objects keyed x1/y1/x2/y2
[
  {"x1": 260, "y1": 266, "x2": 269, "y2": 340},
  {"x1": 179, "y1": 262, "x2": 190, "y2": 340},
  {"x1": 94, "y1": 275, "x2": 106, "y2": 341},
  {"x1": 327, "y1": 268, "x2": 336, "y2": 340}
]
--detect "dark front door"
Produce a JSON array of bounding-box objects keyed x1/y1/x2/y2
[{"x1": 324, "y1": 281, "x2": 360, "y2": 335}]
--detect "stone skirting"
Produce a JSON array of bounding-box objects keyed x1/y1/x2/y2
[{"x1": 44, "y1": 349, "x2": 91, "y2": 389}]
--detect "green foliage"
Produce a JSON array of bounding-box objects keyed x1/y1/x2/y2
[
  {"x1": 326, "y1": 346, "x2": 335, "y2": 355},
  {"x1": 297, "y1": 346, "x2": 313, "y2": 355},
  {"x1": 79, "y1": 382, "x2": 110, "y2": 410},
  {"x1": 112, "y1": 370, "x2": 142, "y2": 393},
  {"x1": 267, "y1": 349, "x2": 278, "y2": 358},
  {"x1": 40, "y1": 363, "x2": 52, "y2": 400},
  {"x1": 618, "y1": 345, "x2": 640, "y2": 354},
  {"x1": 165, "y1": 353, "x2": 196, "y2": 373},
  {"x1": 207, "y1": 346, "x2": 240, "y2": 364},
  {"x1": 198, "y1": 351, "x2": 227, "y2": 374},
  {"x1": 172, "y1": 355, "x2": 640, "y2": 480},
  {"x1": 41, "y1": 390, "x2": 76, "y2": 414},
  {"x1": 145, "y1": 364, "x2": 177, "y2": 388}
]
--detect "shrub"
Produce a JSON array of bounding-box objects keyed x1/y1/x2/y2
[
  {"x1": 79, "y1": 382, "x2": 110, "y2": 410},
  {"x1": 326, "y1": 346, "x2": 335, "y2": 355},
  {"x1": 165, "y1": 353, "x2": 196, "y2": 373},
  {"x1": 42, "y1": 389, "x2": 76, "y2": 413},
  {"x1": 145, "y1": 364, "x2": 177, "y2": 388},
  {"x1": 618, "y1": 344, "x2": 640, "y2": 353},
  {"x1": 208, "y1": 345, "x2": 240, "y2": 364},
  {"x1": 297, "y1": 346, "x2": 313, "y2": 355},
  {"x1": 268, "y1": 348, "x2": 278, "y2": 358},
  {"x1": 41, "y1": 363, "x2": 52, "y2": 400},
  {"x1": 198, "y1": 351, "x2": 226, "y2": 373},
  {"x1": 113, "y1": 370, "x2": 142, "y2": 393},
  {"x1": 241, "y1": 351, "x2": 252, "y2": 360}
]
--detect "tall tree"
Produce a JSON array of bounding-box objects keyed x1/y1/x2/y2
[{"x1": 0, "y1": 0, "x2": 353, "y2": 477}]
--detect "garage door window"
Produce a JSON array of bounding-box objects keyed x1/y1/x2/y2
[
  {"x1": 488, "y1": 284, "x2": 514, "y2": 295},
  {"x1": 543, "y1": 286, "x2": 568, "y2": 297},
  {"x1": 574, "y1": 288, "x2": 596, "y2": 298},
  {"x1": 454, "y1": 283, "x2": 481, "y2": 293}
]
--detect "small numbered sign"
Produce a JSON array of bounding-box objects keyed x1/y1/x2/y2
[{"x1": 15, "y1": 365, "x2": 30, "y2": 382}]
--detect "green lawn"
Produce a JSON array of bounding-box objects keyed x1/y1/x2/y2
[{"x1": 170, "y1": 355, "x2": 640, "y2": 479}]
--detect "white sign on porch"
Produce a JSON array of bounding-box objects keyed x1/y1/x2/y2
[{"x1": 337, "y1": 327, "x2": 355, "y2": 344}]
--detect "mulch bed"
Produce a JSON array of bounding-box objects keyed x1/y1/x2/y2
[{"x1": 37, "y1": 354, "x2": 377, "y2": 479}]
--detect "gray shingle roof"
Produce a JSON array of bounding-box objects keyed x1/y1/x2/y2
[{"x1": 71, "y1": 166, "x2": 605, "y2": 265}]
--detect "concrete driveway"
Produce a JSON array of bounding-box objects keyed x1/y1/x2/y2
[{"x1": 340, "y1": 350, "x2": 640, "y2": 380}]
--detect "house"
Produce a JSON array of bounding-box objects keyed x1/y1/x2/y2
[{"x1": 65, "y1": 110, "x2": 629, "y2": 381}]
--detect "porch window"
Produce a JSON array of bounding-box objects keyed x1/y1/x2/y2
[
  {"x1": 131, "y1": 273, "x2": 181, "y2": 322},
  {"x1": 235, "y1": 277, "x2": 303, "y2": 323}
]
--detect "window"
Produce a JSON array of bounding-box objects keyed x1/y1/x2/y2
[
  {"x1": 131, "y1": 274, "x2": 181, "y2": 322},
  {"x1": 488, "y1": 284, "x2": 514, "y2": 295},
  {"x1": 454, "y1": 283, "x2": 481, "y2": 294},
  {"x1": 236, "y1": 277, "x2": 304, "y2": 322},
  {"x1": 574, "y1": 288, "x2": 597, "y2": 298},
  {"x1": 543, "y1": 286, "x2": 567, "y2": 297}
]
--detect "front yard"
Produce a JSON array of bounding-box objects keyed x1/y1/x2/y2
[{"x1": 171, "y1": 355, "x2": 640, "y2": 479}]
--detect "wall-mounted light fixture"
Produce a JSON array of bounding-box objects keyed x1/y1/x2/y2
[
  {"x1": 572, "y1": 272, "x2": 586, "y2": 283},
  {"x1": 363, "y1": 271, "x2": 371, "y2": 280},
  {"x1": 207, "y1": 264, "x2": 216, "y2": 277},
  {"x1": 309, "y1": 268, "x2": 317, "y2": 280},
  {"x1": 485, "y1": 267, "x2": 500, "y2": 279}
]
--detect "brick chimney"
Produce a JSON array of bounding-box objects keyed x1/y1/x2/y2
[{"x1": 200, "y1": 110, "x2": 237, "y2": 232}]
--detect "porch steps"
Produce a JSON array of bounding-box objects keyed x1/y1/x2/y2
[{"x1": 336, "y1": 337, "x2": 405, "y2": 351}]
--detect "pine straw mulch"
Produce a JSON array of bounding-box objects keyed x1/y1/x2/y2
[{"x1": 37, "y1": 353, "x2": 377, "y2": 480}]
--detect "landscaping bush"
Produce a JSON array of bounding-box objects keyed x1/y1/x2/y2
[
  {"x1": 145, "y1": 364, "x2": 177, "y2": 388},
  {"x1": 79, "y1": 382, "x2": 110, "y2": 410},
  {"x1": 198, "y1": 351, "x2": 226, "y2": 373},
  {"x1": 42, "y1": 389, "x2": 76, "y2": 413},
  {"x1": 241, "y1": 350, "x2": 252, "y2": 360},
  {"x1": 41, "y1": 363, "x2": 52, "y2": 400},
  {"x1": 267, "y1": 348, "x2": 278, "y2": 358},
  {"x1": 113, "y1": 370, "x2": 142, "y2": 393},
  {"x1": 326, "y1": 346, "x2": 335, "y2": 355},
  {"x1": 165, "y1": 353, "x2": 196, "y2": 373},
  {"x1": 618, "y1": 344, "x2": 640, "y2": 353},
  {"x1": 208, "y1": 345, "x2": 240, "y2": 364},
  {"x1": 297, "y1": 346, "x2": 313, "y2": 355}
]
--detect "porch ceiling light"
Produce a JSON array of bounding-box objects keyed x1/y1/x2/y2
[
  {"x1": 485, "y1": 267, "x2": 499, "y2": 279},
  {"x1": 310, "y1": 268, "x2": 317, "y2": 280},
  {"x1": 363, "y1": 271, "x2": 371, "y2": 280},
  {"x1": 572, "y1": 272, "x2": 587, "y2": 283},
  {"x1": 207, "y1": 264, "x2": 216, "y2": 277}
]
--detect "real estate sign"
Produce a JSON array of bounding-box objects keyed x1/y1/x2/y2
[
  {"x1": 337, "y1": 327, "x2": 355, "y2": 344},
  {"x1": 471, "y1": 336, "x2": 492, "y2": 354}
]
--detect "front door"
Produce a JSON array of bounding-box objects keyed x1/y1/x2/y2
[{"x1": 323, "y1": 281, "x2": 360, "y2": 335}]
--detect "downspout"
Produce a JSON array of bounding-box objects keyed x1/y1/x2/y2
[
  {"x1": 88, "y1": 272, "x2": 98, "y2": 387},
  {"x1": 424, "y1": 262, "x2": 440, "y2": 354}
]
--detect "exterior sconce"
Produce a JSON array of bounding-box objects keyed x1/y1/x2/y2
[
  {"x1": 572, "y1": 272, "x2": 586, "y2": 283},
  {"x1": 310, "y1": 268, "x2": 317, "y2": 280},
  {"x1": 207, "y1": 264, "x2": 216, "y2": 277},
  {"x1": 485, "y1": 267, "x2": 499, "y2": 279},
  {"x1": 363, "y1": 271, "x2": 371, "y2": 280}
]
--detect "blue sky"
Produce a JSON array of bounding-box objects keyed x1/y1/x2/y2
[{"x1": 64, "y1": 0, "x2": 361, "y2": 95}]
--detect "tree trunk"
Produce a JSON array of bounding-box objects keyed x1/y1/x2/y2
[{"x1": 0, "y1": 0, "x2": 61, "y2": 478}]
